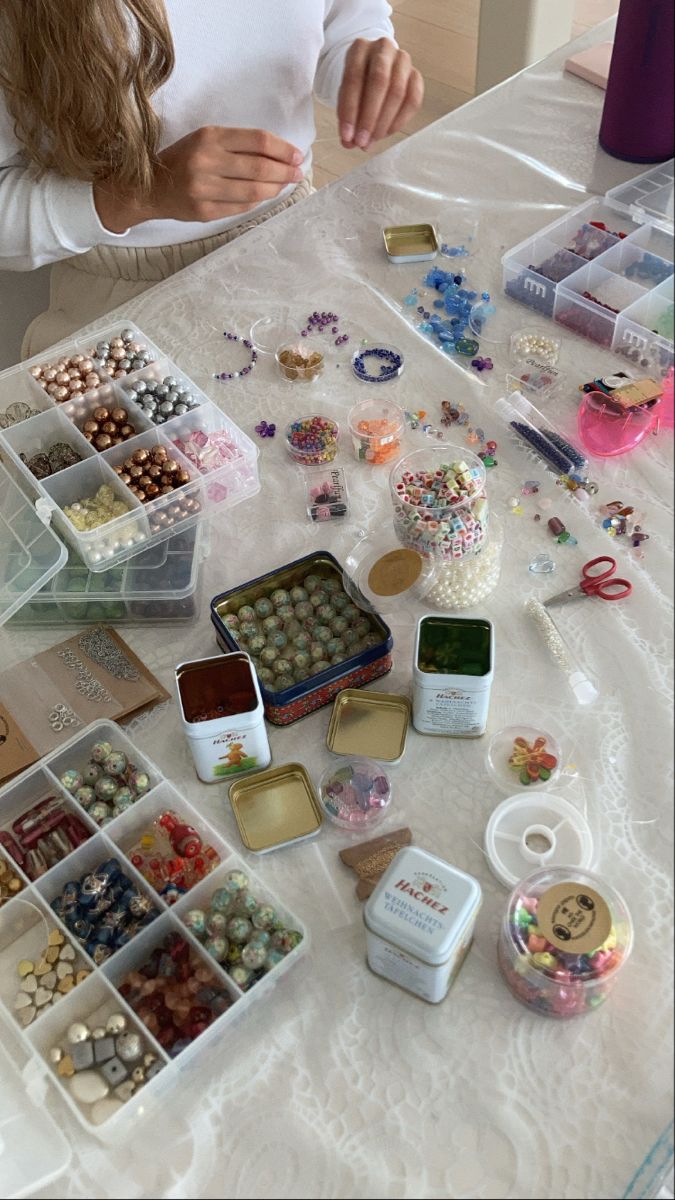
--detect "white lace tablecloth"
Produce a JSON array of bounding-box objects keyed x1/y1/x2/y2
[{"x1": 5, "y1": 19, "x2": 673, "y2": 1200}]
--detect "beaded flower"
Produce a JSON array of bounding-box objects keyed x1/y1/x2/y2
[{"x1": 508, "y1": 736, "x2": 558, "y2": 784}]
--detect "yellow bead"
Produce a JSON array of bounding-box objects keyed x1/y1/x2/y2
[{"x1": 532, "y1": 952, "x2": 557, "y2": 970}]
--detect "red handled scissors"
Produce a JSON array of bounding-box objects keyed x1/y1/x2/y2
[{"x1": 544, "y1": 556, "x2": 632, "y2": 608}]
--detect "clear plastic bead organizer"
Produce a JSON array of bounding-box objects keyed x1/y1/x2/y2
[
  {"x1": 0, "y1": 719, "x2": 308, "y2": 1140},
  {"x1": 0, "y1": 321, "x2": 260, "y2": 576},
  {"x1": 501, "y1": 160, "x2": 674, "y2": 377}
]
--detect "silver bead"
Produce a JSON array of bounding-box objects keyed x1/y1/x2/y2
[
  {"x1": 155, "y1": 384, "x2": 169, "y2": 399},
  {"x1": 134, "y1": 379, "x2": 147, "y2": 395},
  {"x1": 163, "y1": 376, "x2": 178, "y2": 389},
  {"x1": 173, "y1": 402, "x2": 188, "y2": 415},
  {"x1": 121, "y1": 328, "x2": 136, "y2": 342},
  {"x1": 124, "y1": 388, "x2": 138, "y2": 402},
  {"x1": 159, "y1": 400, "x2": 174, "y2": 416},
  {"x1": 116, "y1": 1031, "x2": 142, "y2": 1062},
  {"x1": 105, "y1": 1012, "x2": 127, "y2": 1036}
]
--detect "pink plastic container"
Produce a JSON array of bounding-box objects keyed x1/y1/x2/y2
[{"x1": 577, "y1": 390, "x2": 659, "y2": 456}]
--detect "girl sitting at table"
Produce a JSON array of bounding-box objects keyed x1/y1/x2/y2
[{"x1": 0, "y1": 0, "x2": 423, "y2": 355}]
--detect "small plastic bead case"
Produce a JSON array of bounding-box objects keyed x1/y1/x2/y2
[
  {"x1": 0, "y1": 321, "x2": 260, "y2": 574},
  {"x1": 502, "y1": 159, "x2": 674, "y2": 375},
  {"x1": 0, "y1": 719, "x2": 307, "y2": 1137},
  {"x1": 8, "y1": 525, "x2": 207, "y2": 627}
]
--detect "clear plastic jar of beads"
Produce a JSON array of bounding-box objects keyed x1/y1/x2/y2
[
  {"x1": 389, "y1": 445, "x2": 488, "y2": 563},
  {"x1": 498, "y1": 866, "x2": 633, "y2": 1018},
  {"x1": 425, "y1": 514, "x2": 502, "y2": 609}
]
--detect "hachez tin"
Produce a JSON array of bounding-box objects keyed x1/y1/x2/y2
[
  {"x1": 229, "y1": 762, "x2": 323, "y2": 853},
  {"x1": 175, "y1": 652, "x2": 271, "y2": 783},
  {"x1": 383, "y1": 224, "x2": 439, "y2": 264},
  {"x1": 326, "y1": 688, "x2": 411, "y2": 764},
  {"x1": 412, "y1": 615, "x2": 494, "y2": 737},
  {"x1": 364, "y1": 846, "x2": 482, "y2": 1003},
  {"x1": 211, "y1": 551, "x2": 393, "y2": 725}
]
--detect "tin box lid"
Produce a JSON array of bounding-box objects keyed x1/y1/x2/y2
[
  {"x1": 229, "y1": 762, "x2": 323, "y2": 853},
  {"x1": 364, "y1": 845, "x2": 482, "y2": 966},
  {"x1": 0, "y1": 465, "x2": 68, "y2": 626},
  {"x1": 326, "y1": 688, "x2": 411, "y2": 762},
  {"x1": 383, "y1": 223, "x2": 439, "y2": 262}
]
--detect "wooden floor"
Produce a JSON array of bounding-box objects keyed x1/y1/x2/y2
[{"x1": 312, "y1": 0, "x2": 619, "y2": 188}]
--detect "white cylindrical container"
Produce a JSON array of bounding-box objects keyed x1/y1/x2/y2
[
  {"x1": 364, "y1": 846, "x2": 482, "y2": 1003},
  {"x1": 412, "y1": 614, "x2": 494, "y2": 737},
  {"x1": 175, "y1": 652, "x2": 271, "y2": 783}
]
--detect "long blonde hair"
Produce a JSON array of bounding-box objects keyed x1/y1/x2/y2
[{"x1": 0, "y1": 0, "x2": 174, "y2": 194}]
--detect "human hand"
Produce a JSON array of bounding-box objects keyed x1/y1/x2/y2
[
  {"x1": 337, "y1": 37, "x2": 424, "y2": 151},
  {"x1": 94, "y1": 126, "x2": 305, "y2": 232}
]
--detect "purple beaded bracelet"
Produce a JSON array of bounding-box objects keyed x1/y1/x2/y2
[{"x1": 213, "y1": 331, "x2": 258, "y2": 381}]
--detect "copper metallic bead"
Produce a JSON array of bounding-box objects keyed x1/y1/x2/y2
[
  {"x1": 113, "y1": 369, "x2": 126, "y2": 378},
  {"x1": 46, "y1": 383, "x2": 58, "y2": 395},
  {"x1": 110, "y1": 408, "x2": 127, "y2": 425},
  {"x1": 111, "y1": 337, "x2": 124, "y2": 349},
  {"x1": 104, "y1": 366, "x2": 115, "y2": 377},
  {"x1": 132, "y1": 448, "x2": 149, "y2": 466},
  {"x1": 29, "y1": 365, "x2": 43, "y2": 378},
  {"x1": 119, "y1": 472, "x2": 131, "y2": 484},
  {"x1": 69, "y1": 379, "x2": 84, "y2": 393},
  {"x1": 175, "y1": 469, "x2": 191, "y2": 486},
  {"x1": 160, "y1": 484, "x2": 174, "y2": 495},
  {"x1": 110, "y1": 347, "x2": 125, "y2": 361},
  {"x1": 83, "y1": 432, "x2": 94, "y2": 443},
  {"x1": 71, "y1": 354, "x2": 84, "y2": 365},
  {"x1": 138, "y1": 474, "x2": 152, "y2": 488},
  {"x1": 37, "y1": 380, "x2": 48, "y2": 390},
  {"x1": 93, "y1": 406, "x2": 109, "y2": 422},
  {"x1": 83, "y1": 420, "x2": 99, "y2": 436},
  {"x1": 119, "y1": 424, "x2": 135, "y2": 439},
  {"x1": 101, "y1": 421, "x2": 117, "y2": 435},
  {"x1": 56, "y1": 371, "x2": 70, "y2": 385},
  {"x1": 68, "y1": 367, "x2": 81, "y2": 379},
  {"x1": 94, "y1": 433, "x2": 112, "y2": 451},
  {"x1": 153, "y1": 511, "x2": 168, "y2": 527},
  {"x1": 128, "y1": 342, "x2": 142, "y2": 354},
  {"x1": 80, "y1": 358, "x2": 94, "y2": 373},
  {"x1": 153, "y1": 446, "x2": 168, "y2": 462},
  {"x1": 162, "y1": 459, "x2": 179, "y2": 475},
  {"x1": 128, "y1": 465, "x2": 143, "y2": 480},
  {"x1": 53, "y1": 386, "x2": 69, "y2": 401},
  {"x1": 145, "y1": 483, "x2": 160, "y2": 499},
  {"x1": 43, "y1": 369, "x2": 57, "y2": 383},
  {"x1": 147, "y1": 464, "x2": 162, "y2": 480},
  {"x1": 122, "y1": 457, "x2": 134, "y2": 470},
  {"x1": 85, "y1": 373, "x2": 101, "y2": 388}
]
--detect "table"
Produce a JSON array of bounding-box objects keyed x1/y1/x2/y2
[{"x1": 3, "y1": 18, "x2": 673, "y2": 1200}]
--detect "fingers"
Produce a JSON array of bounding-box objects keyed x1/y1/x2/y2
[
  {"x1": 210, "y1": 126, "x2": 304, "y2": 166},
  {"x1": 385, "y1": 68, "x2": 424, "y2": 137},
  {"x1": 337, "y1": 38, "x2": 372, "y2": 147},
  {"x1": 338, "y1": 40, "x2": 423, "y2": 150},
  {"x1": 221, "y1": 153, "x2": 303, "y2": 185},
  {"x1": 194, "y1": 175, "x2": 292, "y2": 205}
]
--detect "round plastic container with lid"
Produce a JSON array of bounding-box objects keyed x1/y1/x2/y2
[
  {"x1": 424, "y1": 513, "x2": 501, "y2": 608},
  {"x1": 485, "y1": 792, "x2": 594, "y2": 888},
  {"x1": 285, "y1": 415, "x2": 339, "y2": 465},
  {"x1": 486, "y1": 723, "x2": 562, "y2": 792},
  {"x1": 275, "y1": 343, "x2": 324, "y2": 382},
  {"x1": 498, "y1": 865, "x2": 633, "y2": 1017},
  {"x1": 389, "y1": 444, "x2": 488, "y2": 563},
  {"x1": 347, "y1": 397, "x2": 405, "y2": 464},
  {"x1": 318, "y1": 757, "x2": 391, "y2": 830}
]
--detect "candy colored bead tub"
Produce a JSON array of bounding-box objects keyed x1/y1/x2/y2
[
  {"x1": 0, "y1": 720, "x2": 307, "y2": 1139},
  {"x1": 0, "y1": 322, "x2": 260, "y2": 574}
]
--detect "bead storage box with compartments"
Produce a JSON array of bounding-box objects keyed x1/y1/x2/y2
[
  {"x1": 0, "y1": 720, "x2": 307, "y2": 1137},
  {"x1": 502, "y1": 161, "x2": 674, "y2": 377},
  {"x1": 0, "y1": 322, "x2": 260, "y2": 575},
  {"x1": 7, "y1": 526, "x2": 207, "y2": 627}
]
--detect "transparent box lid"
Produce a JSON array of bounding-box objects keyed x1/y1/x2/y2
[
  {"x1": 0, "y1": 465, "x2": 67, "y2": 626},
  {"x1": 606, "y1": 159, "x2": 674, "y2": 235}
]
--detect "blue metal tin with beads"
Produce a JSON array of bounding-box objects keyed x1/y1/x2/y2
[{"x1": 211, "y1": 551, "x2": 394, "y2": 726}]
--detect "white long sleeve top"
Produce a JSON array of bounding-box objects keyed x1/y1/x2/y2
[{"x1": 0, "y1": 0, "x2": 394, "y2": 270}]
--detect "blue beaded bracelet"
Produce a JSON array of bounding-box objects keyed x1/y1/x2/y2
[{"x1": 351, "y1": 345, "x2": 404, "y2": 383}]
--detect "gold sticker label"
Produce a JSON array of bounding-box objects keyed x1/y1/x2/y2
[
  {"x1": 368, "y1": 550, "x2": 422, "y2": 597},
  {"x1": 537, "y1": 882, "x2": 611, "y2": 954}
]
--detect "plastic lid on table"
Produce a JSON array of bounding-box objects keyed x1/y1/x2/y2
[
  {"x1": 606, "y1": 159, "x2": 674, "y2": 235},
  {"x1": 484, "y1": 791, "x2": 594, "y2": 888},
  {"x1": 342, "y1": 531, "x2": 437, "y2": 615},
  {"x1": 0, "y1": 465, "x2": 67, "y2": 626},
  {"x1": 0, "y1": 1020, "x2": 71, "y2": 1197}
]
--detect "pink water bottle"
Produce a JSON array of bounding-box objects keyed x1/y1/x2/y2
[{"x1": 599, "y1": 0, "x2": 674, "y2": 162}]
